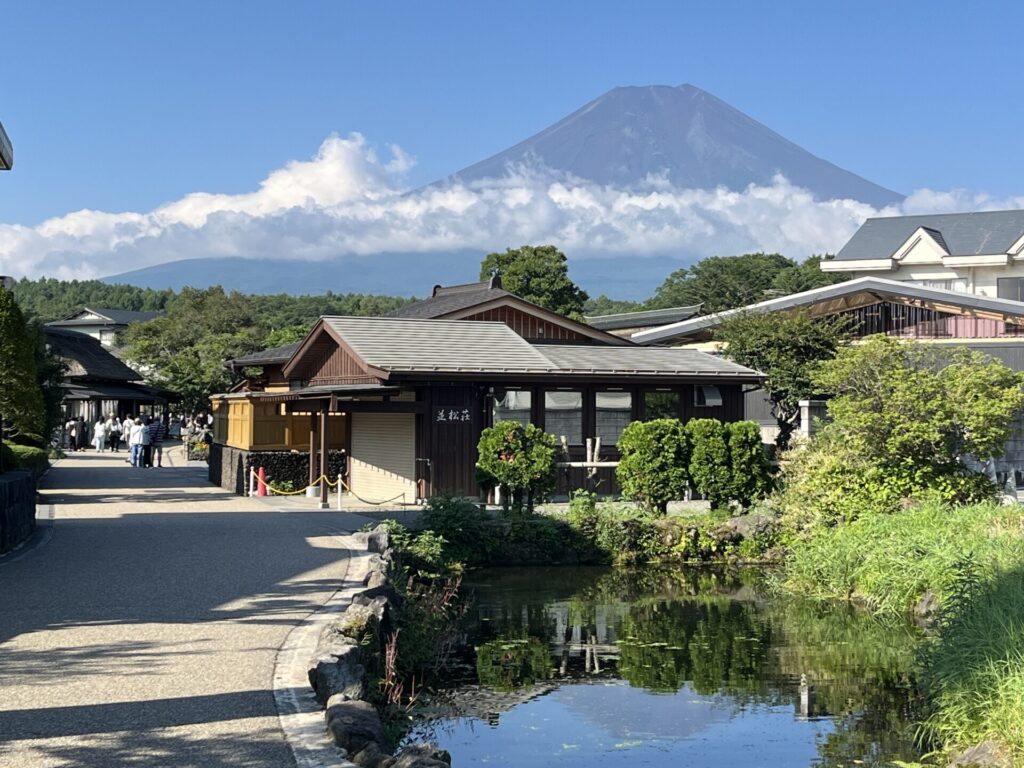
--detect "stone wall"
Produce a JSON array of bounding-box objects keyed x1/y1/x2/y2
[
  {"x1": 308, "y1": 526, "x2": 452, "y2": 768},
  {"x1": 209, "y1": 443, "x2": 348, "y2": 495},
  {"x1": 0, "y1": 471, "x2": 36, "y2": 554}
]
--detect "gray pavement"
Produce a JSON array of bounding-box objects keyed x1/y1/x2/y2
[{"x1": 0, "y1": 446, "x2": 376, "y2": 768}]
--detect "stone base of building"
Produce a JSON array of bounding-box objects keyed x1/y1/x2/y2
[{"x1": 209, "y1": 443, "x2": 348, "y2": 496}]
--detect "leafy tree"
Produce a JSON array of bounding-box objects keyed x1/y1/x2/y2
[
  {"x1": 121, "y1": 287, "x2": 265, "y2": 413},
  {"x1": 687, "y1": 419, "x2": 732, "y2": 511},
  {"x1": 262, "y1": 325, "x2": 308, "y2": 349},
  {"x1": 476, "y1": 421, "x2": 558, "y2": 515},
  {"x1": 647, "y1": 253, "x2": 795, "y2": 313},
  {"x1": 0, "y1": 288, "x2": 46, "y2": 442},
  {"x1": 480, "y1": 245, "x2": 589, "y2": 318},
  {"x1": 716, "y1": 309, "x2": 852, "y2": 448},
  {"x1": 27, "y1": 321, "x2": 67, "y2": 444},
  {"x1": 813, "y1": 337, "x2": 1024, "y2": 491},
  {"x1": 616, "y1": 419, "x2": 690, "y2": 514},
  {"x1": 726, "y1": 421, "x2": 773, "y2": 510},
  {"x1": 771, "y1": 255, "x2": 846, "y2": 295}
]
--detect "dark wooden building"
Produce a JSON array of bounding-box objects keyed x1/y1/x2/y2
[{"x1": 211, "y1": 296, "x2": 762, "y2": 501}]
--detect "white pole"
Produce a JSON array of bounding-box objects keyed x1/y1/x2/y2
[
  {"x1": 248, "y1": 466, "x2": 255, "y2": 497},
  {"x1": 336, "y1": 474, "x2": 343, "y2": 511}
]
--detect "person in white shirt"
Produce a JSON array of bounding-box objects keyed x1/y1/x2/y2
[
  {"x1": 128, "y1": 418, "x2": 146, "y2": 467},
  {"x1": 93, "y1": 419, "x2": 107, "y2": 452}
]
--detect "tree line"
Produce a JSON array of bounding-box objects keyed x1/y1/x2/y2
[{"x1": 10, "y1": 245, "x2": 845, "y2": 413}]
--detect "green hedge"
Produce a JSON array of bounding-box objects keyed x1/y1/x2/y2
[{"x1": 3, "y1": 442, "x2": 50, "y2": 477}]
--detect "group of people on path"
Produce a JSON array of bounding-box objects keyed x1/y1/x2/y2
[{"x1": 64, "y1": 413, "x2": 184, "y2": 468}]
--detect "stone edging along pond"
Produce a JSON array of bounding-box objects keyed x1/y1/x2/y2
[{"x1": 306, "y1": 525, "x2": 451, "y2": 768}]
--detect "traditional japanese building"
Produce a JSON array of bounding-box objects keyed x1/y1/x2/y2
[{"x1": 209, "y1": 285, "x2": 763, "y2": 502}]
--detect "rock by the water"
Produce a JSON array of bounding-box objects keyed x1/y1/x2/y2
[
  {"x1": 366, "y1": 526, "x2": 391, "y2": 554},
  {"x1": 392, "y1": 744, "x2": 452, "y2": 768},
  {"x1": 307, "y1": 641, "x2": 366, "y2": 705},
  {"x1": 914, "y1": 589, "x2": 940, "y2": 621},
  {"x1": 715, "y1": 513, "x2": 775, "y2": 543},
  {"x1": 351, "y1": 741, "x2": 386, "y2": 767},
  {"x1": 949, "y1": 741, "x2": 1011, "y2": 768},
  {"x1": 325, "y1": 698, "x2": 386, "y2": 754}
]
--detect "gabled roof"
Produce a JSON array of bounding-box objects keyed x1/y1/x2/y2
[
  {"x1": 632, "y1": 277, "x2": 1024, "y2": 345},
  {"x1": 834, "y1": 210, "x2": 1024, "y2": 262},
  {"x1": 321, "y1": 316, "x2": 555, "y2": 373},
  {"x1": 281, "y1": 316, "x2": 763, "y2": 380},
  {"x1": 44, "y1": 327, "x2": 143, "y2": 382},
  {"x1": 49, "y1": 307, "x2": 163, "y2": 326},
  {"x1": 388, "y1": 277, "x2": 632, "y2": 345},
  {"x1": 388, "y1": 278, "x2": 511, "y2": 319},
  {"x1": 585, "y1": 305, "x2": 702, "y2": 331}
]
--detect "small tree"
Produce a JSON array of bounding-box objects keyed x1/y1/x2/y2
[
  {"x1": 687, "y1": 419, "x2": 732, "y2": 511},
  {"x1": 726, "y1": 420, "x2": 772, "y2": 510},
  {"x1": 477, "y1": 421, "x2": 557, "y2": 515},
  {"x1": 0, "y1": 288, "x2": 46, "y2": 442},
  {"x1": 717, "y1": 309, "x2": 851, "y2": 448},
  {"x1": 616, "y1": 419, "x2": 690, "y2": 515}
]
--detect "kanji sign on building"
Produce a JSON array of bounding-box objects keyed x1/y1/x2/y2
[{"x1": 434, "y1": 407, "x2": 472, "y2": 424}]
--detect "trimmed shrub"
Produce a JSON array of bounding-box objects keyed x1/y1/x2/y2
[
  {"x1": 4, "y1": 442, "x2": 49, "y2": 477},
  {"x1": 726, "y1": 420, "x2": 772, "y2": 509},
  {"x1": 0, "y1": 441, "x2": 16, "y2": 475},
  {"x1": 616, "y1": 419, "x2": 690, "y2": 514},
  {"x1": 687, "y1": 419, "x2": 731, "y2": 511},
  {"x1": 476, "y1": 421, "x2": 557, "y2": 515}
]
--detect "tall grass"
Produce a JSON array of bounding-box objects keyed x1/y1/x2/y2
[
  {"x1": 781, "y1": 501, "x2": 1024, "y2": 616},
  {"x1": 782, "y1": 500, "x2": 1024, "y2": 759}
]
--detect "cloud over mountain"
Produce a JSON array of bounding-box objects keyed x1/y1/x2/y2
[{"x1": 1, "y1": 132, "x2": 1021, "y2": 289}]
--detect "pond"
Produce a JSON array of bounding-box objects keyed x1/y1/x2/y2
[{"x1": 403, "y1": 566, "x2": 925, "y2": 767}]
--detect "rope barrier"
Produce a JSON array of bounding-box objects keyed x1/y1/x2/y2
[{"x1": 248, "y1": 468, "x2": 406, "y2": 505}]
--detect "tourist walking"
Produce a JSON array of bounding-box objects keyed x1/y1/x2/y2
[
  {"x1": 106, "y1": 415, "x2": 121, "y2": 452},
  {"x1": 65, "y1": 417, "x2": 78, "y2": 451},
  {"x1": 128, "y1": 418, "x2": 146, "y2": 467},
  {"x1": 77, "y1": 416, "x2": 88, "y2": 452},
  {"x1": 141, "y1": 417, "x2": 154, "y2": 468},
  {"x1": 148, "y1": 417, "x2": 167, "y2": 468},
  {"x1": 93, "y1": 418, "x2": 107, "y2": 452}
]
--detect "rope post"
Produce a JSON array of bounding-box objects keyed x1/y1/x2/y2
[
  {"x1": 257, "y1": 466, "x2": 268, "y2": 497},
  {"x1": 248, "y1": 467, "x2": 255, "y2": 497},
  {"x1": 336, "y1": 474, "x2": 343, "y2": 511}
]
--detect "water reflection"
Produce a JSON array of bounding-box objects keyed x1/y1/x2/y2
[{"x1": 405, "y1": 567, "x2": 924, "y2": 767}]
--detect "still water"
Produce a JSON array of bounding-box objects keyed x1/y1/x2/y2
[{"x1": 404, "y1": 567, "x2": 925, "y2": 767}]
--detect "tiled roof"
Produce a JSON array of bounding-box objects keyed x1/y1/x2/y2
[
  {"x1": 320, "y1": 316, "x2": 762, "y2": 378},
  {"x1": 835, "y1": 210, "x2": 1024, "y2": 261},
  {"x1": 229, "y1": 341, "x2": 302, "y2": 367},
  {"x1": 387, "y1": 279, "x2": 512, "y2": 319},
  {"x1": 585, "y1": 305, "x2": 702, "y2": 331}
]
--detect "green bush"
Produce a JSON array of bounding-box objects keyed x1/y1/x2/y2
[
  {"x1": 421, "y1": 494, "x2": 497, "y2": 566},
  {"x1": 616, "y1": 419, "x2": 690, "y2": 514},
  {"x1": 0, "y1": 441, "x2": 16, "y2": 474},
  {"x1": 4, "y1": 442, "x2": 49, "y2": 476},
  {"x1": 476, "y1": 421, "x2": 557, "y2": 515},
  {"x1": 726, "y1": 421, "x2": 772, "y2": 509},
  {"x1": 687, "y1": 419, "x2": 731, "y2": 511}
]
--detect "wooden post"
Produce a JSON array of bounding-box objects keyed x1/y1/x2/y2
[
  {"x1": 308, "y1": 412, "x2": 317, "y2": 488},
  {"x1": 319, "y1": 402, "x2": 329, "y2": 509}
]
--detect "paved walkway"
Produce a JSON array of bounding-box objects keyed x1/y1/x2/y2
[{"x1": 0, "y1": 446, "x2": 376, "y2": 768}]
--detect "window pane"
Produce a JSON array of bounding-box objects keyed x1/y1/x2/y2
[
  {"x1": 493, "y1": 389, "x2": 532, "y2": 427},
  {"x1": 644, "y1": 391, "x2": 679, "y2": 420},
  {"x1": 695, "y1": 385, "x2": 723, "y2": 408},
  {"x1": 595, "y1": 392, "x2": 632, "y2": 446},
  {"x1": 545, "y1": 391, "x2": 583, "y2": 445}
]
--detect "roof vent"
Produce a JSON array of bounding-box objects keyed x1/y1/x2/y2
[
  {"x1": 489, "y1": 274, "x2": 503, "y2": 290},
  {"x1": 431, "y1": 284, "x2": 443, "y2": 297}
]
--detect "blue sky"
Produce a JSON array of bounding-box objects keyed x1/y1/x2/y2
[{"x1": 1, "y1": 1, "x2": 1022, "y2": 282}]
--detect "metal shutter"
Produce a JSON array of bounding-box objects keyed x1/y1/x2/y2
[{"x1": 349, "y1": 413, "x2": 416, "y2": 504}]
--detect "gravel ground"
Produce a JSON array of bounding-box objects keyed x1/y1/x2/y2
[{"x1": 0, "y1": 447, "x2": 374, "y2": 768}]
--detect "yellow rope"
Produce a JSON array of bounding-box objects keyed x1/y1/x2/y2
[{"x1": 250, "y1": 469, "x2": 405, "y2": 504}]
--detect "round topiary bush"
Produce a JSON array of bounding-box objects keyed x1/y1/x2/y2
[{"x1": 477, "y1": 421, "x2": 557, "y2": 515}]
